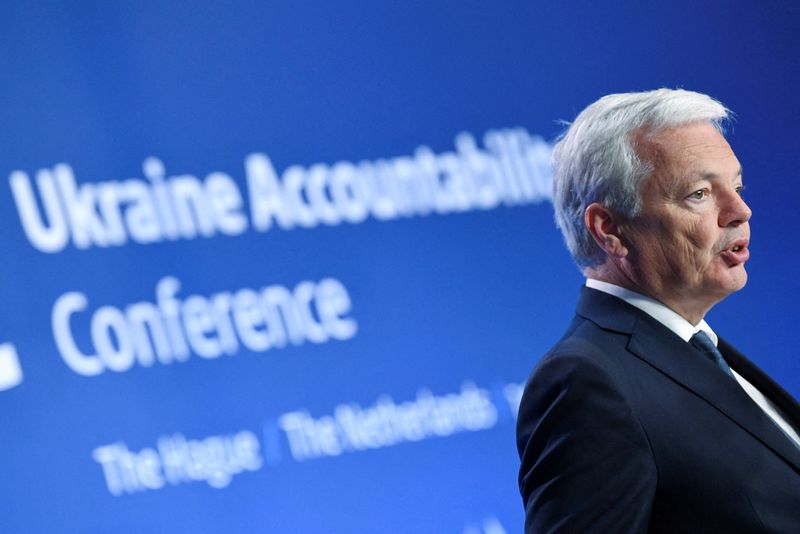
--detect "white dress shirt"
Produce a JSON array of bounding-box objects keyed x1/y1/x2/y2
[{"x1": 587, "y1": 278, "x2": 800, "y2": 447}]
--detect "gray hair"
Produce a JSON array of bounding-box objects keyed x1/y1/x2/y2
[{"x1": 552, "y1": 88, "x2": 730, "y2": 268}]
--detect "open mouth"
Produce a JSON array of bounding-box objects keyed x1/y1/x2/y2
[{"x1": 720, "y1": 240, "x2": 749, "y2": 266}]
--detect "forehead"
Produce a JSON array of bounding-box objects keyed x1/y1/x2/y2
[{"x1": 635, "y1": 122, "x2": 741, "y2": 186}]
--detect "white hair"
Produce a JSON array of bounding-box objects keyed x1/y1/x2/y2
[{"x1": 552, "y1": 88, "x2": 730, "y2": 268}]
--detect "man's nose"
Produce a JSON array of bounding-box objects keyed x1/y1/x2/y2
[{"x1": 719, "y1": 188, "x2": 752, "y2": 226}]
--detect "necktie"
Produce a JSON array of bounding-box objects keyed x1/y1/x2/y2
[
  {"x1": 691, "y1": 332, "x2": 800, "y2": 450},
  {"x1": 690, "y1": 331, "x2": 735, "y2": 379}
]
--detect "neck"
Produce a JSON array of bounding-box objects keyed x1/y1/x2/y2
[{"x1": 584, "y1": 264, "x2": 710, "y2": 325}]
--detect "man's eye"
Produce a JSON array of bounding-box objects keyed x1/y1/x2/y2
[
  {"x1": 688, "y1": 190, "x2": 706, "y2": 200},
  {"x1": 735, "y1": 185, "x2": 746, "y2": 196}
]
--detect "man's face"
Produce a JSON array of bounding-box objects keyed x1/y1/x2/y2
[{"x1": 621, "y1": 122, "x2": 751, "y2": 320}]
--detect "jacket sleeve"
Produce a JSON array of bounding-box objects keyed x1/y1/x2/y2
[{"x1": 516, "y1": 352, "x2": 657, "y2": 533}]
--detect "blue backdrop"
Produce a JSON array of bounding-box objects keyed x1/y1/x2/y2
[{"x1": 1, "y1": 2, "x2": 798, "y2": 532}]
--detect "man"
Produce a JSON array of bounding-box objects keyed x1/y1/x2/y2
[{"x1": 516, "y1": 89, "x2": 800, "y2": 532}]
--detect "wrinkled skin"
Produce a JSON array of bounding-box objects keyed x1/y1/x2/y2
[{"x1": 588, "y1": 122, "x2": 751, "y2": 324}]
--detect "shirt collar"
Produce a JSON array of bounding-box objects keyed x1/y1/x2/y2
[{"x1": 586, "y1": 279, "x2": 718, "y2": 346}]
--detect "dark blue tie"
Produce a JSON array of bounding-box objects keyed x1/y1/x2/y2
[
  {"x1": 690, "y1": 331, "x2": 735, "y2": 379},
  {"x1": 691, "y1": 332, "x2": 800, "y2": 449}
]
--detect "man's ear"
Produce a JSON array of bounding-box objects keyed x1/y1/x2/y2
[{"x1": 584, "y1": 202, "x2": 628, "y2": 258}]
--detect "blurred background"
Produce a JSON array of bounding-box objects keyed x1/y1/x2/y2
[{"x1": 0, "y1": 2, "x2": 798, "y2": 532}]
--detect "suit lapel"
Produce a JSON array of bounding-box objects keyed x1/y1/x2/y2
[
  {"x1": 720, "y1": 338, "x2": 800, "y2": 428},
  {"x1": 578, "y1": 286, "x2": 800, "y2": 472}
]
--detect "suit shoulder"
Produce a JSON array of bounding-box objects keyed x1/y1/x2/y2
[
  {"x1": 535, "y1": 317, "x2": 630, "y2": 378},
  {"x1": 516, "y1": 318, "x2": 642, "y2": 443}
]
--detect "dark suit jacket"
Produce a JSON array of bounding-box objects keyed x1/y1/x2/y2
[{"x1": 516, "y1": 287, "x2": 800, "y2": 532}]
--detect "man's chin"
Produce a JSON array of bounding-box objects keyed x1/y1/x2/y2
[
  {"x1": 719, "y1": 267, "x2": 748, "y2": 295},
  {"x1": 733, "y1": 264, "x2": 748, "y2": 289}
]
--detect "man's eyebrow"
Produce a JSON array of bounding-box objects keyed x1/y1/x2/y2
[{"x1": 697, "y1": 166, "x2": 743, "y2": 180}]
